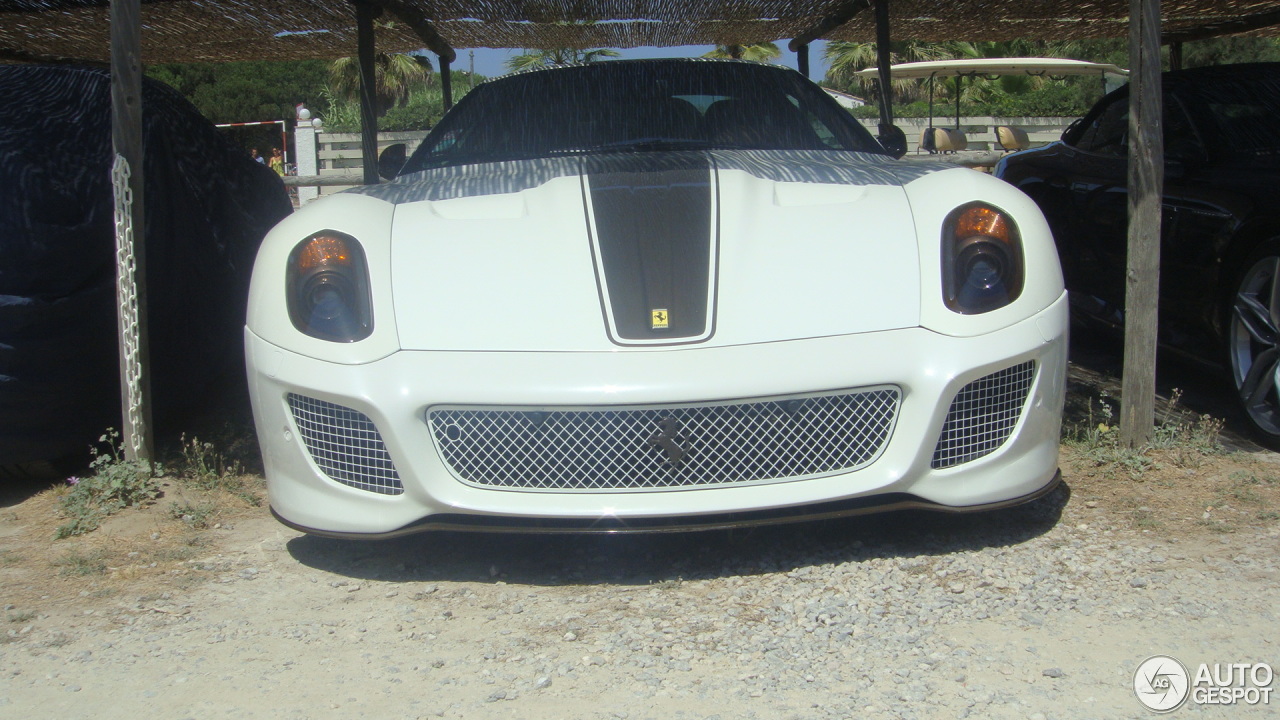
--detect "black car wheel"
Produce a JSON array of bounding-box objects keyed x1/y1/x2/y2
[{"x1": 1229, "y1": 243, "x2": 1280, "y2": 446}]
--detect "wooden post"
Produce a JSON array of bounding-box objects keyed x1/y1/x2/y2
[
  {"x1": 1121, "y1": 0, "x2": 1164, "y2": 448},
  {"x1": 110, "y1": 0, "x2": 153, "y2": 464},
  {"x1": 354, "y1": 0, "x2": 380, "y2": 185},
  {"x1": 1170, "y1": 41, "x2": 1183, "y2": 71},
  {"x1": 874, "y1": 0, "x2": 894, "y2": 131},
  {"x1": 796, "y1": 43, "x2": 810, "y2": 78},
  {"x1": 440, "y1": 54, "x2": 452, "y2": 112}
]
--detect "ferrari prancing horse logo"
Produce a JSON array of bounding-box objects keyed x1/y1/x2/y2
[
  {"x1": 649, "y1": 416, "x2": 687, "y2": 466},
  {"x1": 651, "y1": 308, "x2": 670, "y2": 330}
]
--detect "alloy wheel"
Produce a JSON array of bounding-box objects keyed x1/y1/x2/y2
[{"x1": 1230, "y1": 255, "x2": 1280, "y2": 438}]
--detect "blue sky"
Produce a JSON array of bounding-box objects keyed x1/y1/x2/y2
[{"x1": 458, "y1": 41, "x2": 833, "y2": 81}]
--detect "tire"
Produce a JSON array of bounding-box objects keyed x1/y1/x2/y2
[{"x1": 1227, "y1": 240, "x2": 1280, "y2": 449}]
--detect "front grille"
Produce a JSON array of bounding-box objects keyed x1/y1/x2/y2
[
  {"x1": 287, "y1": 394, "x2": 403, "y2": 495},
  {"x1": 931, "y1": 361, "x2": 1036, "y2": 469},
  {"x1": 428, "y1": 388, "x2": 900, "y2": 491}
]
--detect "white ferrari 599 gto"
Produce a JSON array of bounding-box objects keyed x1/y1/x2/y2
[{"x1": 246, "y1": 59, "x2": 1066, "y2": 538}]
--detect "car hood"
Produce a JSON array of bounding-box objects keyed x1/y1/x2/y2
[{"x1": 368, "y1": 150, "x2": 935, "y2": 352}]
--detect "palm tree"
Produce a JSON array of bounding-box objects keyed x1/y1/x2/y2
[
  {"x1": 504, "y1": 47, "x2": 620, "y2": 71},
  {"x1": 703, "y1": 43, "x2": 781, "y2": 62},
  {"x1": 824, "y1": 41, "x2": 961, "y2": 103},
  {"x1": 329, "y1": 52, "x2": 432, "y2": 115}
]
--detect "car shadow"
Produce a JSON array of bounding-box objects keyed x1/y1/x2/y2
[{"x1": 283, "y1": 481, "x2": 1070, "y2": 587}]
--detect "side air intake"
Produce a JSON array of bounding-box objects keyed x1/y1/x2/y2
[
  {"x1": 932, "y1": 361, "x2": 1035, "y2": 469},
  {"x1": 287, "y1": 394, "x2": 403, "y2": 495}
]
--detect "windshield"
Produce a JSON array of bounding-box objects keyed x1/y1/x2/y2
[{"x1": 401, "y1": 60, "x2": 886, "y2": 173}]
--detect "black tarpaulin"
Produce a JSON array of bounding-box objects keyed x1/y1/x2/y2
[{"x1": 0, "y1": 65, "x2": 292, "y2": 466}]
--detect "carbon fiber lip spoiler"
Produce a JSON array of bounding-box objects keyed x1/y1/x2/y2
[{"x1": 272, "y1": 470, "x2": 1062, "y2": 540}]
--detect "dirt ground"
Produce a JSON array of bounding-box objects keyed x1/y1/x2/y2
[
  {"x1": 3, "y1": 433, "x2": 1277, "y2": 620},
  {"x1": 2, "y1": 351, "x2": 1279, "y2": 718},
  {"x1": 5, "y1": 345, "x2": 1276, "y2": 614}
]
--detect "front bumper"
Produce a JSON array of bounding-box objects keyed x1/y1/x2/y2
[{"x1": 247, "y1": 293, "x2": 1068, "y2": 537}]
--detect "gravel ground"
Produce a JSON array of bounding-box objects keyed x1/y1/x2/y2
[{"x1": 2, "y1": 479, "x2": 1277, "y2": 719}]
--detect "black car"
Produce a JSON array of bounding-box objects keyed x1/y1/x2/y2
[
  {"x1": 996, "y1": 63, "x2": 1280, "y2": 446},
  {"x1": 0, "y1": 65, "x2": 293, "y2": 474}
]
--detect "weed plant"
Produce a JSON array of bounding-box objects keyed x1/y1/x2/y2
[
  {"x1": 56, "y1": 429, "x2": 160, "y2": 539},
  {"x1": 1063, "y1": 389, "x2": 1224, "y2": 477},
  {"x1": 53, "y1": 548, "x2": 108, "y2": 576},
  {"x1": 177, "y1": 433, "x2": 260, "y2": 507},
  {"x1": 169, "y1": 500, "x2": 220, "y2": 529}
]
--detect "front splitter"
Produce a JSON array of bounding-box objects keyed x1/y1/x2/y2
[{"x1": 271, "y1": 470, "x2": 1062, "y2": 540}]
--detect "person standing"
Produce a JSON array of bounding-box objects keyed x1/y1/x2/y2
[{"x1": 269, "y1": 147, "x2": 285, "y2": 176}]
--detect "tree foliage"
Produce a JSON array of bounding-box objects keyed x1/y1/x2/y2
[
  {"x1": 826, "y1": 37, "x2": 1280, "y2": 120},
  {"x1": 146, "y1": 60, "x2": 330, "y2": 125},
  {"x1": 504, "y1": 47, "x2": 620, "y2": 71},
  {"x1": 328, "y1": 52, "x2": 433, "y2": 115},
  {"x1": 320, "y1": 79, "x2": 480, "y2": 133},
  {"x1": 703, "y1": 43, "x2": 781, "y2": 62}
]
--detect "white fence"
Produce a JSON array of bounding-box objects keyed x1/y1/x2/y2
[
  {"x1": 309, "y1": 131, "x2": 428, "y2": 195},
  {"x1": 856, "y1": 116, "x2": 1072, "y2": 154},
  {"x1": 301, "y1": 117, "x2": 1073, "y2": 195}
]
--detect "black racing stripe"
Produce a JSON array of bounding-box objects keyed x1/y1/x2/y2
[{"x1": 586, "y1": 153, "x2": 714, "y2": 341}]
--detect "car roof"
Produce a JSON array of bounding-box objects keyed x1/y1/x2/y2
[
  {"x1": 485, "y1": 57, "x2": 800, "y2": 84},
  {"x1": 1165, "y1": 62, "x2": 1280, "y2": 84}
]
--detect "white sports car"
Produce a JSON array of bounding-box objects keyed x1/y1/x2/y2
[{"x1": 246, "y1": 59, "x2": 1066, "y2": 538}]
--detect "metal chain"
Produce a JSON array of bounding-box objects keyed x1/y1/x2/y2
[{"x1": 112, "y1": 153, "x2": 145, "y2": 457}]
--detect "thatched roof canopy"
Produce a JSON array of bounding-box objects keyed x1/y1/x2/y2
[{"x1": 1, "y1": 0, "x2": 1279, "y2": 65}]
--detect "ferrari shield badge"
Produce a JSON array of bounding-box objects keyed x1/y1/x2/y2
[{"x1": 651, "y1": 309, "x2": 670, "y2": 330}]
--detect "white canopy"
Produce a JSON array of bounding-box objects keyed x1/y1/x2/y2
[{"x1": 854, "y1": 58, "x2": 1129, "y2": 79}]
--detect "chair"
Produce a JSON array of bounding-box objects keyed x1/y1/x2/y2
[
  {"x1": 996, "y1": 126, "x2": 1030, "y2": 152},
  {"x1": 921, "y1": 127, "x2": 968, "y2": 153}
]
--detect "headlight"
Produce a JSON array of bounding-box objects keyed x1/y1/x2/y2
[
  {"x1": 286, "y1": 231, "x2": 373, "y2": 342},
  {"x1": 941, "y1": 203, "x2": 1024, "y2": 314}
]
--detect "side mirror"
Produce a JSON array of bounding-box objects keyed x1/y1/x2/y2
[
  {"x1": 877, "y1": 124, "x2": 907, "y2": 159},
  {"x1": 378, "y1": 143, "x2": 408, "y2": 180}
]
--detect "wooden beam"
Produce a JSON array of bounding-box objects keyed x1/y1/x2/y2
[
  {"x1": 873, "y1": 0, "x2": 893, "y2": 129},
  {"x1": 110, "y1": 0, "x2": 153, "y2": 463},
  {"x1": 1169, "y1": 41, "x2": 1183, "y2": 71},
  {"x1": 796, "y1": 43, "x2": 810, "y2": 78},
  {"x1": 367, "y1": 0, "x2": 456, "y2": 63},
  {"x1": 789, "y1": 0, "x2": 871, "y2": 51},
  {"x1": 354, "y1": 0, "x2": 380, "y2": 185},
  {"x1": 1163, "y1": 10, "x2": 1280, "y2": 44},
  {"x1": 440, "y1": 54, "x2": 452, "y2": 111},
  {"x1": 1120, "y1": 0, "x2": 1163, "y2": 448}
]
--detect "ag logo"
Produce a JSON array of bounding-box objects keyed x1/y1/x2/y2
[
  {"x1": 651, "y1": 308, "x2": 669, "y2": 330},
  {"x1": 1134, "y1": 655, "x2": 1191, "y2": 713}
]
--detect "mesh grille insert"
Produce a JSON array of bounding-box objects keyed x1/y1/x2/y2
[
  {"x1": 428, "y1": 387, "x2": 900, "y2": 491},
  {"x1": 287, "y1": 394, "x2": 403, "y2": 495},
  {"x1": 932, "y1": 361, "x2": 1036, "y2": 469}
]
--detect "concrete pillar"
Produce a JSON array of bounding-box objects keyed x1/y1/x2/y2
[{"x1": 295, "y1": 121, "x2": 319, "y2": 206}]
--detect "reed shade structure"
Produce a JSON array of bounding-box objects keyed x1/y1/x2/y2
[{"x1": 1, "y1": 1, "x2": 1280, "y2": 64}]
